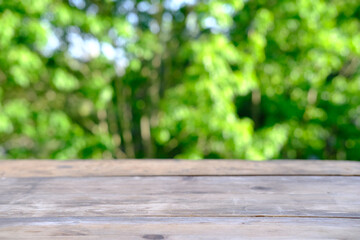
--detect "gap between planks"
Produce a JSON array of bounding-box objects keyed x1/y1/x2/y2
[
  {"x1": 1, "y1": 216, "x2": 360, "y2": 226},
  {"x1": 2, "y1": 215, "x2": 359, "y2": 223}
]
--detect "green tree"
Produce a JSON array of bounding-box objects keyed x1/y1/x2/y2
[{"x1": 0, "y1": 0, "x2": 359, "y2": 160}]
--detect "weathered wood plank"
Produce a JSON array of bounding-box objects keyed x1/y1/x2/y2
[
  {"x1": 1, "y1": 176, "x2": 359, "y2": 218},
  {"x1": 1, "y1": 160, "x2": 360, "y2": 177},
  {"x1": 0, "y1": 218, "x2": 360, "y2": 240},
  {"x1": 1, "y1": 217, "x2": 359, "y2": 239},
  {"x1": 2, "y1": 161, "x2": 359, "y2": 238}
]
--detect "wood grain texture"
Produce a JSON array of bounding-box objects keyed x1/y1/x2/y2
[
  {"x1": 1, "y1": 217, "x2": 360, "y2": 239},
  {"x1": 1, "y1": 176, "x2": 359, "y2": 218},
  {"x1": 1, "y1": 160, "x2": 359, "y2": 239},
  {"x1": 1, "y1": 160, "x2": 360, "y2": 177}
]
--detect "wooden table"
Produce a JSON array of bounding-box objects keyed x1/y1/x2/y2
[{"x1": 1, "y1": 160, "x2": 360, "y2": 239}]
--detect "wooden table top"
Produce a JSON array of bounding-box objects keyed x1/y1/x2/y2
[{"x1": 0, "y1": 160, "x2": 359, "y2": 239}]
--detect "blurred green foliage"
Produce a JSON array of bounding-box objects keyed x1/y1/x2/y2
[{"x1": 0, "y1": 0, "x2": 359, "y2": 160}]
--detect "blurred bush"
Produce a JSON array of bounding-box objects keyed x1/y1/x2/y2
[{"x1": 0, "y1": 0, "x2": 359, "y2": 160}]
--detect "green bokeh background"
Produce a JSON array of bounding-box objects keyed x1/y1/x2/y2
[{"x1": 0, "y1": 0, "x2": 359, "y2": 160}]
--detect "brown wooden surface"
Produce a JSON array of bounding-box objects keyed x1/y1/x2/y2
[
  {"x1": 1, "y1": 159, "x2": 360, "y2": 177},
  {"x1": 1, "y1": 160, "x2": 360, "y2": 239}
]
